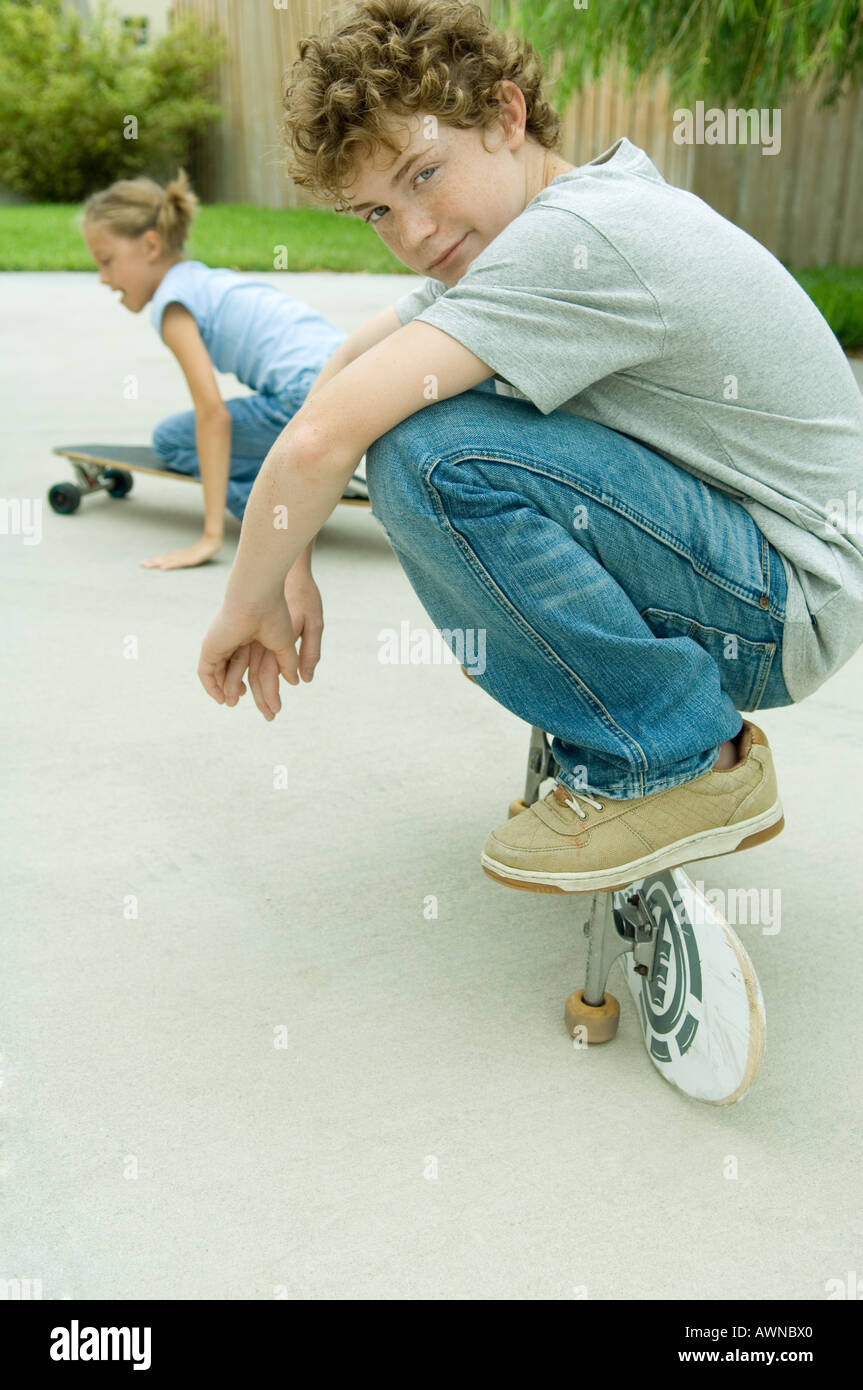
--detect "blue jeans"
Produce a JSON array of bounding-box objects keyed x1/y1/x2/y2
[
  {"x1": 151, "y1": 393, "x2": 301, "y2": 521},
  {"x1": 365, "y1": 384, "x2": 793, "y2": 800}
]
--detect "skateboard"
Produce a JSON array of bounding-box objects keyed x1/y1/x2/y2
[
  {"x1": 463, "y1": 676, "x2": 768, "y2": 1106},
  {"x1": 47, "y1": 444, "x2": 370, "y2": 514}
]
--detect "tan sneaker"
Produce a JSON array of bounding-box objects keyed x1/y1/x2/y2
[{"x1": 481, "y1": 720, "x2": 784, "y2": 893}]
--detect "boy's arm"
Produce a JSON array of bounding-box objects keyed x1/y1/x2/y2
[
  {"x1": 224, "y1": 319, "x2": 493, "y2": 610},
  {"x1": 287, "y1": 305, "x2": 406, "y2": 577}
]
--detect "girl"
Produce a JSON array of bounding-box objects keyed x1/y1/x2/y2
[{"x1": 79, "y1": 168, "x2": 362, "y2": 570}]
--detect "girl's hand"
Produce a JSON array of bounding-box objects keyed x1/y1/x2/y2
[
  {"x1": 141, "y1": 535, "x2": 222, "y2": 570},
  {"x1": 197, "y1": 600, "x2": 299, "y2": 720},
  {"x1": 283, "y1": 571, "x2": 324, "y2": 682}
]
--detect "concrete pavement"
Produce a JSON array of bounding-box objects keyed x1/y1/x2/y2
[{"x1": 2, "y1": 270, "x2": 862, "y2": 1300}]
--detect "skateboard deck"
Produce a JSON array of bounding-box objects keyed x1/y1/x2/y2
[
  {"x1": 461, "y1": 676, "x2": 769, "y2": 1106},
  {"x1": 48, "y1": 444, "x2": 370, "y2": 513},
  {"x1": 615, "y1": 868, "x2": 765, "y2": 1106}
]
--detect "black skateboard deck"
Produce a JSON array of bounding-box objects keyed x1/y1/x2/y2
[{"x1": 48, "y1": 444, "x2": 370, "y2": 513}]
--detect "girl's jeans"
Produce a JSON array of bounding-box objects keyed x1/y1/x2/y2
[
  {"x1": 365, "y1": 382, "x2": 793, "y2": 801},
  {"x1": 151, "y1": 393, "x2": 300, "y2": 522}
]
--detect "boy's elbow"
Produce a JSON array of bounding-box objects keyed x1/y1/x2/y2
[{"x1": 285, "y1": 415, "x2": 347, "y2": 467}]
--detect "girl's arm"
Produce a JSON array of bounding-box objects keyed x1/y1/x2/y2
[{"x1": 155, "y1": 302, "x2": 232, "y2": 560}]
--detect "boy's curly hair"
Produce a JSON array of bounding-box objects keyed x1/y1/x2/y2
[{"x1": 281, "y1": 0, "x2": 562, "y2": 211}]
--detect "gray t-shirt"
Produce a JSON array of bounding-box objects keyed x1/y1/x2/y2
[{"x1": 393, "y1": 136, "x2": 863, "y2": 703}]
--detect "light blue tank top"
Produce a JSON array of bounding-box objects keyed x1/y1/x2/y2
[{"x1": 149, "y1": 260, "x2": 347, "y2": 406}]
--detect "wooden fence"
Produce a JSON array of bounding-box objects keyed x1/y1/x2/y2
[{"x1": 174, "y1": 0, "x2": 863, "y2": 266}]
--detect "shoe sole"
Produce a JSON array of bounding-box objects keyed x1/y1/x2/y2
[
  {"x1": 481, "y1": 801, "x2": 785, "y2": 894},
  {"x1": 618, "y1": 869, "x2": 766, "y2": 1105}
]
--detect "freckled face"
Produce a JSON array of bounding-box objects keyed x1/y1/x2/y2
[{"x1": 342, "y1": 112, "x2": 534, "y2": 284}]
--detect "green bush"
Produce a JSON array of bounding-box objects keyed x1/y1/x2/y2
[{"x1": 0, "y1": 0, "x2": 226, "y2": 201}]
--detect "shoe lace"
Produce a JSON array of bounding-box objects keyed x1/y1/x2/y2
[{"x1": 561, "y1": 788, "x2": 604, "y2": 820}]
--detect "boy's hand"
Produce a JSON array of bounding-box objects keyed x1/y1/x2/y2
[
  {"x1": 198, "y1": 600, "x2": 298, "y2": 720},
  {"x1": 141, "y1": 535, "x2": 222, "y2": 570},
  {"x1": 283, "y1": 572, "x2": 324, "y2": 682}
]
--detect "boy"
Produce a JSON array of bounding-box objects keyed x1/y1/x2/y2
[{"x1": 197, "y1": 0, "x2": 863, "y2": 895}]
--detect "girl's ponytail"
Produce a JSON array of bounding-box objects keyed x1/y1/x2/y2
[
  {"x1": 154, "y1": 168, "x2": 200, "y2": 253},
  {"x1": 80, "y1": 168, "x2": 200, "y2": 255}
]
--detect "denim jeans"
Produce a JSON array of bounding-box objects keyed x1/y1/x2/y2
[
  {"x1": 365, "y1": 383, "x2": 793, "y2": 800},
  {"x1": 151, "y1": 392, "x2": 301, "y2": 521}
]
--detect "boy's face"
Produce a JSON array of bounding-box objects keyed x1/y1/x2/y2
[
  {"x1": 83, "y1": 223, "x2": 163, "y2": 312},
  {"x1": 342, "y1": 102, "x2": 545, "y2": 284}
]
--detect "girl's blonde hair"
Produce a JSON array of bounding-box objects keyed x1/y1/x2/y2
[
  {"x1": 281, "y1": 0, "x2": 562, "y2": 212},
  {"x1": 79, "y1": 168, "x2": 200, "y2": 255}
]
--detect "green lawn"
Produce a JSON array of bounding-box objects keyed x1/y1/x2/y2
[
  {"x1": 791, "y1": 266, "x2": 863, "y2": 353},
  {"x1": 2, "y1": 203, "x2": 862, "y2": 347},
  {"x1": 0, "y1": 202, "x2": 410, "y2": 275}
]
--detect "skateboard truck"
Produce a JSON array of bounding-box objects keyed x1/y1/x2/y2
[
  {"x1": 509, "y1": 727, "x2": 661, "y2": 1045},
  {"x1": 49, "y1": 459, "x2": 135, "y2": 512},
  {"x1": 510, "y1": 723, "x2": 562, "y2": 816},
  {"x1": 576, "y1": 886, "x2": 659, "y2": 1040}
]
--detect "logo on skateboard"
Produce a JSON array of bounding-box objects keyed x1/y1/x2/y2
[{"x1": 629, "y1": 880, "x2": 704, "y2": 1061}]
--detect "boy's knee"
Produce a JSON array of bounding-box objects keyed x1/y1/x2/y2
[
  {"x1": 365, "y1": 394, "x2": 502, "y2": 524},
  {"x1": 366, "y1": 412, "x2": 420, "y2": 464},
  {"x1": 365, "y1": 418, "x2": 426, "y2": 520}
]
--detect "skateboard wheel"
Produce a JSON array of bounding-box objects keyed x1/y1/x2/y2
[
  {"x1": 104, "y1": 468, "x2": 134, "y2": 497},
  {"x1": 508, "y1": 797, "x2": 528, "y2": 819},
  {"x1": 564, "y1": 988, "x2": 620, "y2": 1043},
  {"x1": 48, "y1": 482, "x2": 81, "y2": 514}
]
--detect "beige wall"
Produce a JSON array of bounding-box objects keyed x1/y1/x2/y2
[
  {"x1": 67, "y1": 0, "x2": 175, "y2": 42},
  {"x1": 176, "y1": 0, "x2": 863, "y2": 266}
]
